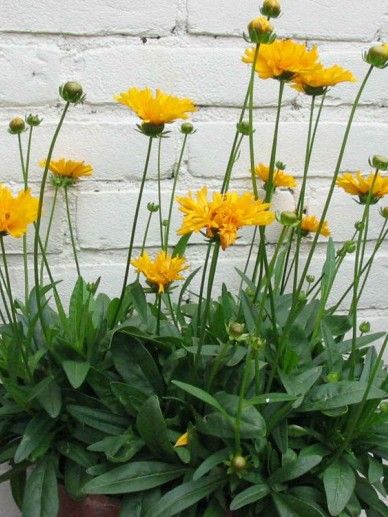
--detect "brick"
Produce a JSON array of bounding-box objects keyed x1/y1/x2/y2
[
  {"x1": 188, "y1": 120, "x2": 387, "y2": 180},
  {"x1": 187, "y1": 0, "x2": 386, "y2": 41},
  {"x1": 0, "y1": 0, "x2": 178, "y2": 36},
  {"x1": 0, "y1": 45, "x2": 60, "y2": 105},
  {"x1": 66, "y1": 46, "x2": 297, "y2": 107}
]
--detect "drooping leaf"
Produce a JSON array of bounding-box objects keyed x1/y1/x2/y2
[
  {"x1": 14, "y1": 415, "x2": 55, "y2": 463},
  {"x1": 82, "y1": 461, "x2": 188, "y2": 495},
  {"x1": 22, "y1": 457, "x2": 59, "y2": 517}
]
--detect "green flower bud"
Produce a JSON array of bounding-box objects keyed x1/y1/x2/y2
[
  {"x1": 140, "y1": 122, "x2": 165, "y2": 137},
  {"x1": 8, "y1": 117, "x2": 26, "y2": 134},
  {"x1": 261, "y1": 0, "x2": 281, "y2": 18},
  {"x1": 380, "y1": 207, "x2": 388, "y2": 219},
  {"x1": 231, "y1": 455, "x2": 248, "y2": 472},
  {"x1": 86, "y1": 278, "x2": 100, "y2": 295},
  {"x1": 327, "y1": 372, "x2": 340, "y2": 383},
  {"x1": 343, "y1": 240, "x2": 356, "y2": 254},
  {"x1": 181, "y1": 122, "x2": 194, "y2": 135},
  {"x1": 162, "y1": 219, "x2": 168, "y2": 227},
  {"x1": 369, "y1": 154, "x2": 388, "y2": 171},
  {"x1": 229, "y1": 322, "x2": 246, "y2": 338},
  {"x1": 59, "y1": 81, "x2": 85, "y2": 104},
  {"x1": 236, "y1": 121, "x2": 251, "y2": 136},
  {"x1": 380, "y1": 401, "x2": 388, "y2": 413},
  {"x1": 147, "y1": 202, "x2": 160, "y2": 213},
  {"x1": 249, "y1": 335, "x2": 266, "y2": 351},
  {"x1": 355, "y1": 221, "x2": 364, "y2": 232},
  {"x1": 365, "y1": 43, "x2": 388, "y2": 69},
  {"x1": 279, "y1": 211, "x2": 300, "y2": 227},
  {"x1": 248, "y1": 16, "x2": 274, "y2": 44},
  {"x1": 275, "y1": 161, "x2": 286, "y2": 171},
  {"x1": 306, "y1": 274, "x2": 315, "y2": 284},
  {"x1": 297, "y1": 291, "x2": 308, "y2": 305},
  {"x1": 359, "y1": 321, "x2": 371, "y2": 334},
  {"x1": 26, "y1": 114, "x2": 42, "y2": 127}
]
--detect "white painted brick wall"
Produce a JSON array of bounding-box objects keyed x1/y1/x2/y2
[{"x1": 0, "y1": 1, "x2": 387, "y2": 515}]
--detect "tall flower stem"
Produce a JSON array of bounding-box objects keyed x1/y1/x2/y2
[
  {"x1": 196, "y1": 240, "x2": 221, "y2": 369},
  {"x1": 292, "y1": 95, "x2": 316, "y2": 293},
  {"x1": 114, "y1": 137, "x2": 154, "y2": 324},
  {"x1": 165, "y1": 134, "x2": 188, "y2": 250},
  {"x1": 17, "y1": 133, "x2": 30, "y2": 305},
  {"x1": 33, "y1": 102, "x2": 70, "y2": 335},
  {"x1": 248, "y1": 44, "x2": 261, "y2": 199},
  {"x1": 195, "y1": 242, "x2": 213, "y2": 336},
  {"x1": 349, "y1": 171, "x2": 379, "y2": 378},
  {"x1": 235, "y1": 346, "x2": 252, "y2": 452},
  {"x1": 64, "y1": 186, "x2": 81, "y2": 278},
  {"x1": 0, "y1": 237, "x2": 17, "y2": 326},
  {"x1": 282, "y1": 66, "x2": 374, "y2": 333},
  {"x1": 157, "y1": 138, "x2": 164, "y2": 248},
  {"x1": 40, "y1": 186, "x2": 59, "y2": 283}
]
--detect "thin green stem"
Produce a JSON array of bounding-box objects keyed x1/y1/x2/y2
[
  {"x1": 33, "y1": 102, "x2": 70, "y2": 336},
  {"x1": 17, "y1": 133, "x2": 29, "y2": 305},
  {"x1": 25, "y1": 127, "x2": 33, "y2": 180},
  {"x1": 40, "y1": 186, "x2": 59, "y2": 283},
  {"x1": 114, "y1": 137, "x2": 154, "y2": 324},
  {"x1": 165, "y1": 134, "x2": 188, "y2": 249},
  {"x1": 64, "y1": 186, "x2": 81, "y2": 278},
  {"x1": 248, "y1": 44, "x2": 261, "y2": 199},
  {"x1": 156, "y1": 294, "x2": 162, "y2": 334},
  {"x1": 195, "y1": 242, "x2": 213, "y2": 336},
  {"x1": 235, "y1": 347, "x2": 252, "y2": 452},
  {"x1": 196, "y1": 241, "x2": 221, "y2": 368},
  {"x1": 282, "y1": 66, "x2": 374, "y2": 333},
  {"x1": 157, "y1": 137, "x2": 164, "y2": 248},
  {"x1": 0, "y1": 236, "x2": 17, "y2": 326},
  {"x1": 207, "y1": 340, "x2": 231, "y2": 392}
]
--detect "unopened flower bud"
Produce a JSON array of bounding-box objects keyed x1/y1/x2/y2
[
  {"x1": 359, "y1": 321, "x2": 371, "y2": 334},
  {"x1": 355, "y1": 221, "x2": 364, "y2": 232},
  {"x1": 140, "y1": 122, "x2": 165, "y2": 137},
  {"x1": 306, "y1": 274, "x2": 315, "y2": 284},
  {"x1": 59, "y1": 81, "x2": 85, "y2": 104},
  {"x1": 370, "y1": 154, "x2": 388, "y2": 171},
  {"x1": 261, "y1": 0, "x2": 281, "y2": 18},
  {"x1": 147, "y1": 202, "x2": 159, "y2": 213},
  {"x1": 249, "y1": 335, "x2": 266, "y2": 351},
  {"x1": 162, "y1": 219, "x2": 168, "y2": 227},
  {"x1": 279, "y1": 211, "x2": 300, "y2": 227},
  {"x1": 248, "y1": 16, "x2": 274, "y2": 44},
  {"x1": 297, "y1": 291, "x2": 307, "y2": 305},
  {"x1": 327, "y1": 372, "x2": 340, "y2": 383},
  {"x1": 231, "y1": 455, "x2": 248, "y2": 472},
  {"x1": 181, "y1": 122, "x2": 194, "y2": 135},
  {"x1": 86, "y1": 277, "x2": 100, "y2": 295},
  {"x1": 229, "y1": 322, "x2": 246, "y2": 338},
  {"x1": 236, "y1": 121, "x2": 251, "y2": 136},
  {"x1": 26, "y1": 114, "x2": 42, "y2": 127},
  {"x1": 365, "y1": 43, "x2": 388, "y2": 68},
  {"x1": 380, "y1": 401, "x2": 388, "y2": 413},
  {"x1": 8, "y1": 117, "x2": 25, "y2": 134},
  {"x1": 380, "y1": 207, "x2": 388, "y2": 219},
  {"x1": 344, "y1": 240, "x2": 356, "y2": 254},
  {"x1": 276, "y1": 161, "x2": 286, "y2": 171}
]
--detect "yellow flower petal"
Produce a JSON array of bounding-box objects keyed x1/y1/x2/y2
[
  {"x1": 132, "y1": 251, "x2": 188, "y2": 293},
  {"x1": 40, "y1": 158, "x2": 93, "y2": 180},
  {"x1": 174, "y1": 432, "x2": 189, "y2": 447},
  {"x1": 255, "y1": 163, "x2": 297, "y2": 188},
  {"x1": 301, "y1": 215, "x2": 330, "y2": 237},
  {"x1": 0, "y1": 185, "x2": 38, "y2": 238}
]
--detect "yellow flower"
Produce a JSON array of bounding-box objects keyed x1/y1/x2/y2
[
  {"x1": 255, "y1": 163, "x2": 297, "y2": 188},
  {"x1": 242, "y1": 39, "x2": 320, "y2": 81},
  {"x1": 40, "y1": 158, "x2": 93, "y2": 179},
  {"x1": 174, "y1": 431, "x2": 189, "y2": 447},
  {"x1": 300, "y1": 215, "x2": 330, "y2": 238},
  {"x1": 292, "y1": 65, "x2": 356, "y2": 95},
  {"x1": 114, "y1": 87, "x2": 197, "y2": 125},
  {"x1": 0, "y1": 185, "x2": 38, "y2": 238},
  {"x1": 177, "y1": 187, "x2": 275, "y2": 250},
  {"x1": 336, "y1": 171, "x2": 388, "y2": 204},
  {"x1": 131, "y1": 250, "x2": 188, "y2": 294},
  {"x1": 248, "y1": 16, "x2": 273, "y2": 43}
]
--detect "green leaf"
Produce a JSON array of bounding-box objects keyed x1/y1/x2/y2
[
  {"x1": 172, "y1": 381, "x2": 228, "y2": 417},
  {"x1": 368, "y1": 456, "x2": 383, "y2": 484},
  {"x1": 82, "y1": 461, "x2": 188, "y2": 495},
  {"x1": 145, "y1": 474, "x2": 224, "y2": 517},
  {"x1": 193, "y1": 448, "x2": 230, "y2": 480},
  {"x1": 56, "y1": 441, "x2": 97, "y2": 468},
  {"x1": 245, "y1": 393, "x2": 297, "y2": 407},
  {"x1": 130, "y1": 282, "x2": 150, "y2": 323},
  {"x1": 36, "y1": 377, "x2": 62, "y2": 418},
  {"x1": 240, "y1": 291, "x2": 259, "y2": 333},
  {"x1": 14, "y1": 415, "x2": 55, "y2": 463},
  {"x1": 321, "y1": 321, "x2": 341, "y2": 371},
  {"x1": 323, "y1": 459, "x2": 355, "y2": 516},
  {"x1": 111, "y1": 381, "x2": 148, "y2": 413},
  {"x1": 67, "y1": 405, "x2": 129, "y2": 436},
  {"x1": 62, "y1": 360, "x2": 90, "y2": 389},
  {"x1": 301, "y1": 381, "x2": 387, "y2": 412},
  {"x1": 136, "y1": 395, "x2": 176, "y2": 462},
  {"x1": 270, "y1": 451, "x2": 323, "y2": 484},
  {"x1": 272, "y1": 493, "x2": 326, "y2": 517},
  {"x1": 173, "y1": 233, "x2": 192, "y2": 258},
  {"x1": 120, "y1": 489, "x2": 160, "y2": 517},
  {"x1": 22, "y1": 457, "x2": 59, "y2": 517},
  {"x1": 230, "y1": 483, "x2": 270, "y2": 510}
]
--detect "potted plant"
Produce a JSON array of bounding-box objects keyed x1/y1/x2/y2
[{"x1": 0, "y1": 1, "x2": 387, "y2": 515}]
